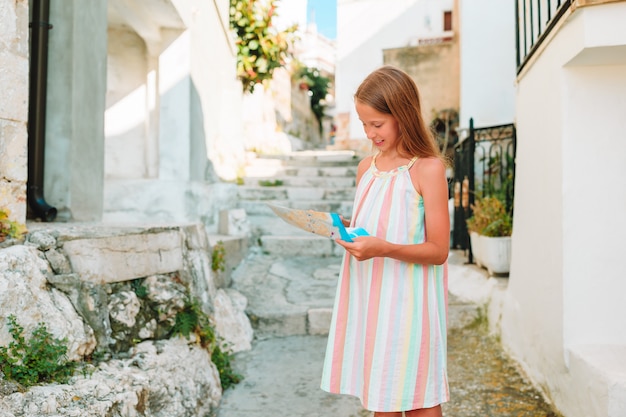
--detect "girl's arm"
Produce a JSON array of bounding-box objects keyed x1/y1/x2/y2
[{"x1": 336, "y1": 157, "x2": 450, "y2": 265}]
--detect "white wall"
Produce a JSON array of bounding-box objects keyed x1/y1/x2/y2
[
  {"x1": 505, "y1": 3, "x2": 626, "y2": 417},
  {"x1": 458, "y1": 0, "x2": 516, "y2": 129},
  {"x1": 336, "y1": 0, "x2": 453, "y2": 141},
  {"x1": 105, "y1": 29, "x2": 151, "y2": 180}
]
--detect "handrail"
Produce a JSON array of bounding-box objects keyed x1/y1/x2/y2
[{"x1": 516, "y1": 0, "x2": 572, "y2": 74}]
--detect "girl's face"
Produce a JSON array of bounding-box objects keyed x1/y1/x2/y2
[{"x1": 355, "y1": 100, "x2": 400, "y2": 154}]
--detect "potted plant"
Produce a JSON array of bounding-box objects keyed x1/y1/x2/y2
[{"x1": 466, "y1": 196, "x2": 512, "y2": 275}]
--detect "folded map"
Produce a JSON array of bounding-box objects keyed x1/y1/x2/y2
[{"x1": 267, "y1": 203, "x2": 369, "y2": 243}]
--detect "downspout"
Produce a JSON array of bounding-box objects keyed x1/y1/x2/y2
[{"x1": 27, "y1": 0, "x2": 57, "y2": 222}]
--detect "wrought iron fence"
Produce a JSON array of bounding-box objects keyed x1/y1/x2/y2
[
  {"x1": 452, "y1": 119, "x2": 516, "y2": 262},
  {"x1": 516, "y1": 0, "x2": 572, "y2": 73}
]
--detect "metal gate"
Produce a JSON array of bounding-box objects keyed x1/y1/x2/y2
[{"x1": 452, "y1": 119, "x2": 516, "y2": 262}]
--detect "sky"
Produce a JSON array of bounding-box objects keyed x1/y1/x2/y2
[{"x1": 307, "y1": 0, "x2": 337, "y2": 40}]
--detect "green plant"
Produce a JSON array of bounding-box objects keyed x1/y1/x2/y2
[
  {"x1": 229, "y1": 0, "x2": 297, "y2": 93},
  {"x1": 0, "y1": 209, "x2": 27, "y2": 243},
  {"x1": 466, "y1": 196, "x2": 512, "y2": 237},
  {"x1": 258, "y1": 179, "x2": 283, "y2": 187},
  {"x1": 172, "y1": 299, "x2": 242, "y2": 390},
  {"x1": 0, "y1": 315, "x2": 77, "y2": 387},
  {"x1": 294, "y1": 65, "x2": 331, "y2": 133},
  {"x1": 211, "y1": 241, "x2": 226, "y2": 273},
  {"x1": 131, "y1": 278, "x2": 148, "y2": 299}
]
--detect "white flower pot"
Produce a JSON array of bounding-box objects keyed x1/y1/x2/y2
[
  {"x1": 469, "y1": 231, "x2": 483, "y2": 267},
  {"x1": 479, "y1": 235, "x2": 511, "y2": 275}
]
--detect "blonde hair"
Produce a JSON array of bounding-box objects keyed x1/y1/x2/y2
[{"x1": 355, "y1": 65, "x2": 442, "y2": 159}]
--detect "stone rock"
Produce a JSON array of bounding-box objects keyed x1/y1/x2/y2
[
  {"x1": 0, "y1": 338, "x2": 222, "y2": 417},
  {"x1": 108, "y1": 290, "x2": 141, "y2": 328},
  {"x1": 26, "y1": 230, "x2": 57, "y2": 251},
  {"x1": 143, "y1": 274, "x2": 186, "y2": 323},
  {"x1": 44, "y1": 247, "x2": 73, "y2": 274},
  {"x1": 62, "y1": 231, "x2": 184, "y2": 284},
  {"x1": 0, "y1": 245, "x2": 96, "y2": 360},
  {"x1": 213, "y1": 289, "x2": 253, "y2": 353}
]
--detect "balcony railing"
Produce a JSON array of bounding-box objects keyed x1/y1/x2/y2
[{"x1": 516, "y1": 0, "x2": 572, "y2": 73}]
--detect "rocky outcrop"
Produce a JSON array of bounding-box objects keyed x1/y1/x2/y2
[{"x1": 0, "y1": 223, "x2": 252, "y2": 416}]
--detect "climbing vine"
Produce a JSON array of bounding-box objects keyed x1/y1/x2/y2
[{"x1": 229, "y1": 0, "x2": 297, "y2": 93}]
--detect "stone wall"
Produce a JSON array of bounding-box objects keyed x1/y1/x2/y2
[
  {"x1": 0, "y1": 0, "x2": 29, "y2": 223},
  {"x1": 0, "y1": 223, "x2": 253, "y2": 416}
]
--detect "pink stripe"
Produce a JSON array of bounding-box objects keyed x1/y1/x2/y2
[
  {"x1": 362, "y1": 257, "x2": 384, "y2": 406},
  {"x1": 329, "y1": 258, "x2": 352, "y2": 392},
  {"x1": 413, "y1": 264, "x2": 431, "y2": 404}
]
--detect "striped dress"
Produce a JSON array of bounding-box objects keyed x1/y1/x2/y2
[{"x1": 321, "y1": 155, "x2": 449, "y2": 412}]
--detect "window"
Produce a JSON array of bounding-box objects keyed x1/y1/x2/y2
[{"x1": 444, "y1": 11, "x2": 452, "y2": 31}]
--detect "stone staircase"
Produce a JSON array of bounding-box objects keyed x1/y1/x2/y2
[
  {"x1": 231, "y1": 150, "x2": 361, "y2": 338},
  {"x1": 237, "y1": 150, "x2": 359, "y2": 257}
]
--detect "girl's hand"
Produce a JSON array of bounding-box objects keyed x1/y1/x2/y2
[{"x1": 336, "y1": 236, "x2": 384, "y2": 261}]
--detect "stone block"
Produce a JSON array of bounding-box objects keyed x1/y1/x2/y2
[
  {"x1": 218, "y1": 208, "x2": 250, "y2": 236},
  {"x1": 63, "y1": 230, "x2": 184, "y2": 283},
  {"x1": 308, "y1": 308, "x2": 332, "y2": 335}
]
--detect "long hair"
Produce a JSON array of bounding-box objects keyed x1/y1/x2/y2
[{"x1": 354, "y1": 65, "x2": 441, "y2": 159}]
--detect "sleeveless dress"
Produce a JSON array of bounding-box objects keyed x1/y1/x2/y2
[{"x1": 320, "y1": 155, "x2": 449, "y2": 412}]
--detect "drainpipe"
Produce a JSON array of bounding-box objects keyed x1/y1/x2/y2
[{"x1": 27, "y1": 0, "x2": 57, "y2": 222}]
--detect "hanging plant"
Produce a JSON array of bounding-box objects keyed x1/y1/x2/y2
[{"x1": 229, "y1": 0, "x2": 298, "y2": 93}]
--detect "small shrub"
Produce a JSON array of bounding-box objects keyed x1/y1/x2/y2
[
  {"x1": 211, "y1": 241, "x2": 226, "y2": 273},
  {"x1": 466, "y1": 196, "x2": 512, "y2": 237},
  {"x1": 0, "y1": 315, "x2": 77, "y2": 387},
  {"x1": 172, "y1": 299, "x2": 242, "y2": 390}
]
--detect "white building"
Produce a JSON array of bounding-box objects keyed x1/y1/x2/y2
[
  {"x1": 335, "y1": 0, "x2": 455, "y2": 148},
  {"x1": 505, "y1": 2, "x2": 626, "y2": 416},
  {"x1": 4, "y1": 0, "x2": 245, "y2": 231}
]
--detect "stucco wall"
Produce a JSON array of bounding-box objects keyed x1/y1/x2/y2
[
  {"x1": 505, "y1": 3, "x2": 626, "y2": 416},
  {"x1": 0, "y1": 0, "x2": 29, "y2": 223}
]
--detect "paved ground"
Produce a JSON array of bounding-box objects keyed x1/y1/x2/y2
[{"x1": 215, "y1": 250, "x2": 563, "y2": 417}]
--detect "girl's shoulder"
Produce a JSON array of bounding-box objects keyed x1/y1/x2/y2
[
  {"x1": 410, "y1": 156, "x2": 447, "y2": 194},
  {"x1": 413, "y1": 156, "x2": 446, "y2": 173},
  {"x1": 356, "y1": 155, "x2": 374, "y2": 183}
]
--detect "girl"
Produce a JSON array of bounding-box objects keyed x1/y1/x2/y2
[{"x1": 321, "y1": 66, "x2": 450, "y2": 417}]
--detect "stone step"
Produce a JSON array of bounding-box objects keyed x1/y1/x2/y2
[
  {"x1": 254, "y1": 150, "x2": 359, "y2": 165},
  {"x1": 236, "y1": 185, "x2": 356, "y2": 202},
  {"x1": 242, "y1": 175, "x2": 355, "y2": 188},
  {"x1": 259, "y1": 235, "x2": 342, "y2": 257},
  {"x1": 568, "y1": 345, "x2": 626, "y2": 416},
  {"x1": 244, "y1": 164, "x2": 358, "y2": 179},
  {"x1": 230, "y1": 253, "x2": 341, "y2": 338},
  {"x1": 238, "y1": 199, "x2": 353, "y2": 217}
]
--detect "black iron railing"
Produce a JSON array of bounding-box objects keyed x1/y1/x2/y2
[
  {"x1": 516, "y1": 0, "x2": 572, "y2": 73},
  {"x1": 452, "y1": 120, "x2": 516, "y2": 262}
]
